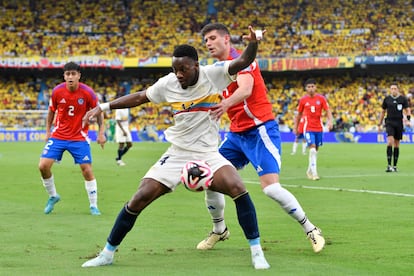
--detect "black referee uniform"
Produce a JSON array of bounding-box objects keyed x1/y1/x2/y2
[{"x1": 380, "y1": 94, "x2": 409, "y2": 172}]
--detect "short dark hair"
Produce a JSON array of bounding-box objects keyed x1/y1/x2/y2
[
  {"x1": 201, "y1": 23, "x2": 230, "y2": 37},
  {"x1": 63, "y1": 62, "x2": 81, "y2": 72},
  {"x1": 304, "y1": 78, "x2": 316, "y2": 86},
  {"x1": 173, "y1": 45, "x2": 198, "y2": 61}
]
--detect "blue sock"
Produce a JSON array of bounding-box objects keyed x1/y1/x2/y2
[
  {"x1": 107, "y1": 205, "x2": 139, "y2": 246},
  {"x1": 105, "y1": 242, "x2": 117, "y2": 252},
  {"x1": 234, "y1": 192, "x2": 260, "y2": 240},
  {"x1": 248, "y1": 237, "x2": 261, "y2": 246}
]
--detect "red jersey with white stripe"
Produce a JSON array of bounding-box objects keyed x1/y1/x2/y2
[
  {"x1": 49, "y1": 82, "x2": 98, "y2": 140},
  {"x1": 224, "y1": 48, "x2": 274, "y2": 132},
  {"x1": 297, "y1": 94, "x2": 329, "y2": 132}
]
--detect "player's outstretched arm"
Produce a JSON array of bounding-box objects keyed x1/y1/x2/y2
[
  {"x1": 228, "y1": 25, "x2": 265, "y2": 76},
  {"x1": 82, "y1": 90, "x2": 149, "y2": 126}
]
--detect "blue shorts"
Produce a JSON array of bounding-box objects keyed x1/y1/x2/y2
[
  {"x1": 304, "y1": 131, "x2": 323, "y2": 147},
  {"x1": 219, "y1": 120, "x2": 282, "y2": 176},
  {"x1": 296, "y1": 133, "x2": 304, "y2": 139},
  {"x1": 41, "y1": 138, "x2": 92, "y2": 164}
]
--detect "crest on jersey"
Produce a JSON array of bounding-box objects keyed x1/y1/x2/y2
[
  {"x1": 78, "y1": 98, "x2": 84, "y2": 105},
  {"x1": 397, "y1": 104, "x2": 402, "y2": 110}
]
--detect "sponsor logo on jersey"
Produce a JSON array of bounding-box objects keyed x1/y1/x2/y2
[{"x1": 60, "y1": 98, "x2": 66, "y2": 104}]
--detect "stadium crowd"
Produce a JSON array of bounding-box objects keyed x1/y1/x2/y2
[
  {"x1": 1, "y1": 0, "x2": 414, "y2": 131},
  {"x1": 1, "y1": 0, "x2": 413, "y2": 58}
]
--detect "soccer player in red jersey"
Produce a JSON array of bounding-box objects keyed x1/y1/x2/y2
[
  {"x1": 198, "y1": 23, "x2": 325, "y2": 253},
  {"x1": 294, "y1": 78, "x2": 333, "y2": 180},
  {"x1": 38, "y1": 62, "x2": 106, "y2": 215}
]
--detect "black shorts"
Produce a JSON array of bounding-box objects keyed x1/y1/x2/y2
[{"x1": 385, "y1": 120, "x2": 403, "y2": 140}]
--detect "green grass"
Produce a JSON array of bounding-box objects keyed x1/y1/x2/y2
[{"x1": 0, "y1": 142, "x2": 413, "y2": 275}]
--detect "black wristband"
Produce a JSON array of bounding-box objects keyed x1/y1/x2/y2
[{"x1": 407, "y1": 115, "x2": 411, "y2": 121}]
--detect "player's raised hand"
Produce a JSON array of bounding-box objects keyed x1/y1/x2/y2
[
  {"x1": 82, "y1": 106, "x2": 103, "y2": 128},
  {"x1": 242, "y1": 26, "x2": 266, "y2": 42}
]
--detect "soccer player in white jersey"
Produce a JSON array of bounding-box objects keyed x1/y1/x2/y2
[
  {"x1": 115, "y1": 108, "x2": 132, "y2": 166},
  {"x1": 81, "y1": 26, "x2": 271, "y2": 270}
]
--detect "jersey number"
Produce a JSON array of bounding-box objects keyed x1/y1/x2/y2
[
  {"x1": 68, "y1": 105, "x2": 75, "y2": 116},
  {"x1": 310, "y1": 106, "x2": 316, "y2": 113}
]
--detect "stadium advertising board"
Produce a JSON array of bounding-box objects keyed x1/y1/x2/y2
[
  {"x1": 355, "y1": 55, "x2": 414, "y2": 65},
  {"x1": 1, "y1": 130, "x2": 414, "y2": 144}
]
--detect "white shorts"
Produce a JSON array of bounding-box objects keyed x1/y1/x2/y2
[
  {"x1": 143, "y1": 145, "x2": 233, "y2": 191},
  {"x1": 115, "y1": 129, "x2": 132, "y2": 143}
]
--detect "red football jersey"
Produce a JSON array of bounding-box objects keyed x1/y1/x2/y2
[
  {"x1": 49, "y1": 82, "x2": 98, "y2": 140},
  {"x1": 224, "y1": 48, "x2": 274, "y2": 132},
  {"x1": 297, "y1": 117, "x2": 305, "y2": 134},
  {"x1": 297, "y1": 94, "x2": 330, "y2": 132}
]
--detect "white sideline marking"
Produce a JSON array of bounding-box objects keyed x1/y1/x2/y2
[{"x1": 244, "y1": 180, "x2": 414, "y2": 198}]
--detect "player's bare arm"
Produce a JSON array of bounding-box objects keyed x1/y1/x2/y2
[
  {"x1": 82, "y1": 90, "x2": 149, "y2": 125},
  {"x1": 45, "y1": 110, "x2": 55, "y2": 141},
  {"x1": 326, "y1": 109, "x2": 334, "y2": 130},
  {"x1": 293, "y1": 112, "x2": 302, "y2": 135},
  {"x1": 228, "y1": 26, "x2": 264, "y2": 76},
  {"x1": 96, "y1": 112, "x2": 106, "y2": 148},
  {"x1": 378, "y1": 109, "x2": 386, "y2": 132},
  {"x1": 211, "y1": 74, "x2": 254, "y2": 120}
]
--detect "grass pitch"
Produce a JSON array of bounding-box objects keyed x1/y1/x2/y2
[{"x1": 0, "y1": 141, "x2": 413, "y2": 275}]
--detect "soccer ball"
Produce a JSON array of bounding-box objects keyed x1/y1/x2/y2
[{"x1": 181, "y1": 160, "x2": 213, "y2": 192}]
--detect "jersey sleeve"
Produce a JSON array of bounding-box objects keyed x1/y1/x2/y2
[
  {"x1": 146, "y1": 74, "x2": 171, "y2": 104},
  {"x1": 321, "y1": 95, "x2": 330, "y2": 110},
  {"x1": 205, "y1": 60, "x2": 235, "y2": 90}
]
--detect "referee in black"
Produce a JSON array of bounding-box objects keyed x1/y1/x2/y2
[{"x1": 378, "y1": 83, "x2": 411, "y2": 172}]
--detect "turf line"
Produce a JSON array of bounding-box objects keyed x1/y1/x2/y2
[{"x1": 244, "y1": 180, "x2": 414, "y2": 198}]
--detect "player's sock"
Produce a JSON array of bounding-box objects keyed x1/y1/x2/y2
[
  {"x1": 393, "y1": 147, "x2": 399, "y2": 167},
  {"x1": 103, "y1": 242, "x2": 117, "y2": 256},
  {"x1": 233, "y1": 192, "x2": 259, "y2": 240},
  {"x1": 121, "y1": 147, "x2": 130, "y2": 158},
  {"x1": 85, "y1": 179, "x2": 98, "y2": 207},
  {"x1": 292, "y1": 142, "x2": 298, "y2": 153},
  {"x1": 107, "y1": 204, "x2": 139, "y2": 246},
  {"x1": 309, "y1": 148, "x2": 318, "y2": 176},
  {"x1": 387, "y1": 146, "x2": 392, "y2": 166},
  {"x1": 302, "y1": 142, "x2": 307, "y2": 154},
  {"x1": 205, "y1": 189, "x2": 226, "y2": 233},
  {"x1": 263, "y1": 183, "x2": 315, "y2": 233},
  {"x1": 117, "y1": 149, "x2": 123, "y2": 160},
  {"x1": 42, "y1": 175, "x2": 57, "y2": 197}
]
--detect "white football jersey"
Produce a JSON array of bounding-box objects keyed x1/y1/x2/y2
[
  {"x1": 115, "y1": 108, "x2": 129, "y2": 130},
  {"x1": 146, "y1": 61, "x2": 235, "y2": 152}
]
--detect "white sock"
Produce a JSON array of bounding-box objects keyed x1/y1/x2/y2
[
  {"x1": 85, "y1": 179, "x2": 98, "y2": 208},
  {"x1": 292, "y1": 142, "x2": 298, "y2": 153},
  {"x1": 205, "y1": 189, "x2": 226, "y2": 233},
  {"x1": 309, "y1": 148, "x2": 318, "y2": 176},
  {"x1": 263, "y1": 183, "x2": 315, "y2": 233},
  {"x1": 302, "y1": 142, "x2": 307, "y2": 154},
  {"x1": 42, "y1": 175, "x2": 57, "y2": 197}
]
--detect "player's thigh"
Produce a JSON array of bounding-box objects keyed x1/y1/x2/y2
[
  {"x1": 305, "y1": 132, "x2": 317, "y2": 146},
  {"x1": 219, "y1": 134, "x2": 249, "y2": 169},
  {"x1": 67, "y1": 141, "x2": 92, "y2": 164},
  {"x1": 40, "y1": 138, "x2": 66, "y2": 162},
  {"x1": 394, "y1": 125, "x2": 403, "y2": 140},
  {"x1": 243, "y1": 127, "x2": 282, "y2": 176}
]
